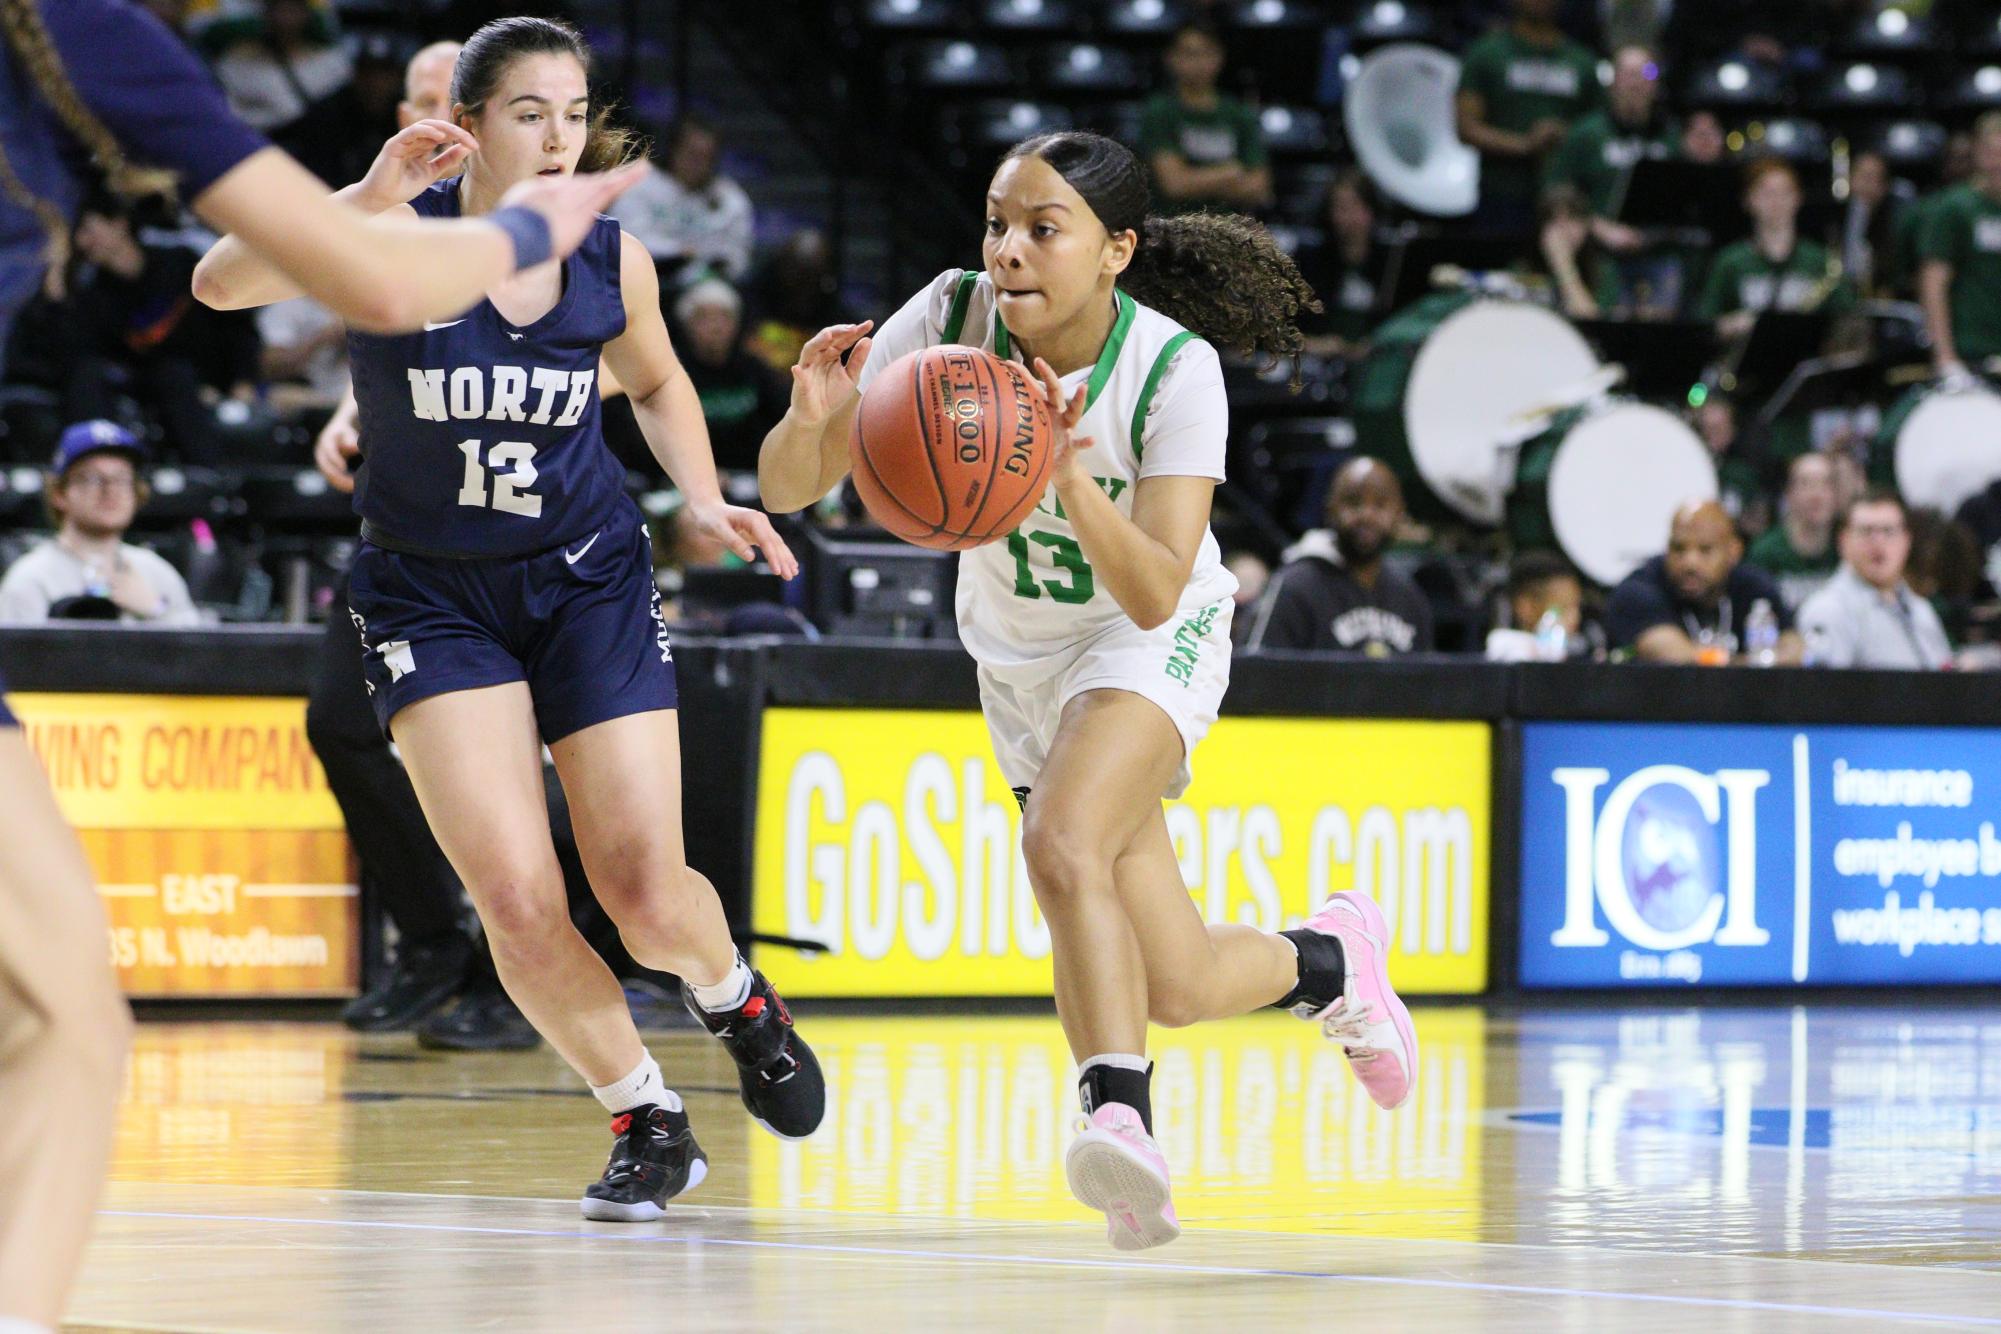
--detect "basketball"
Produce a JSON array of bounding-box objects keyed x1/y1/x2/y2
[{"x1": 849, "y1": 344, "x2": 1056, "y2": 550}]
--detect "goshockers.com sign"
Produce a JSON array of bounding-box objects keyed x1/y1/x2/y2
[
  {"x1": 752, "y1": 709, "x2": 1490, "y2": 997},
  {"x1": 1520, "y1": 721, "x2": 2001, "y2": 987}
]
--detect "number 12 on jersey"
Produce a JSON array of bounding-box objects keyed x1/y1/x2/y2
[{"x1": 456, "y1": 438, "x2": 542, "y2": 517}]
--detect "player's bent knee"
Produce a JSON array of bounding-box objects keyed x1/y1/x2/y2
[
  {"x1": 1020, "y1": 814, "x2": 1113, "y2": 908},
  {"x1": 1147, "y1": 986, "x2": 1208, "y2": 1030}
]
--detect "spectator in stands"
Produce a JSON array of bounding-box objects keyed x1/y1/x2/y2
[
  {"x1": 1456, "y1": 0, "x2": 1603, "y2": 238},
  {"x1": 1539, "y1": 182, "x2": 1609, "y2": 318},
  {"x1": 63, "y1": 198, "x2": 260, "y2": 465},
  {"x1": 1697, "y1": 159, "x2": 1854, "y2": 342},
  {"x1": 1543, "y1": 45, "x2": 1688, "y2": 317},
  {"x1": 210, "y1": 0, "x2": 353, "y2": 183},
  {"x1": 1747, "y1": 450, "x2": 1839, "y2": 610},
  {"x1": 1486, "y1": 548, "x2": 1597, "y2": 660},
  {"x1": 745, "y1": 229, "x2": 846, "y2": 374},
  {"x1": 0, "y1": 422, "x2": 198, "y2": 625},
  {"x1": 1691, "y1": 392, "x2": 1767, "y2": 530},
  {"x1": 1894, "y1": 130, "x2": 1971, "y2": 295},
  {"x1": 1606, "y1": 499, "x2": 1802, "y2": 663},
  {"x1": 1139, "y1": 23, "x2": 1272, "y2": 215},
  {"x1": 1242, "y1": 458, "x2": 1433, "y2": 655},
  {"x1": 1680, "y1": 109, "x2": 1726, "y2": 166},
  {"x1": 1837, "y1": 149, "x2": 1906, "y2": 299},
  {"x1": 1798, "y1": 490, "x2": 1952, "y2": 669},
  {"x1": 257, "y1": 295, "x2": 348, "y2": 411},
  {"x1": 1919, "y1": 112, "x2": 2001, "y2": 381},
  {"x1": 610, "y1": 115, "x2": 756, "y2": 285},
  {"x1": 673, "y1": 278, "x2": 788, "y2": 474},
  {"x1": 1297, "y1": 170, "x2": 1387, "y2": 363}
]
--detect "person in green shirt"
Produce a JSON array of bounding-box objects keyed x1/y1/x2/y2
[
  {"x1": 1137, "y1": 23, "x2": 1271, "y2": 216},
  {"x1": 1697, "y1": 159, "x2": 1855, "y2": 336},
  {"x1": 1692, "y1": 393, "x2": 1769, "y2": 532},
  {"x1": 1891, "y1": 132, "x2": 1970, "y2": 296},
  {"x1": 1455, "y1": 0, "x2": 1603, "y2": 235},
  {"x1": 1918, "y1": 111, "x2": 2001, "y2": 377},
  {"x1": 1746, "y1": 450, "x2": 1840, "y2": 610}
]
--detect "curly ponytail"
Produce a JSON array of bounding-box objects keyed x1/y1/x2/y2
[
  {"x1": 1121, "y1": 211, "x2": 1320, "y2": 362},
  {"x1": 1001, "y1": 132, "x2": 1320, "y2": 367}
]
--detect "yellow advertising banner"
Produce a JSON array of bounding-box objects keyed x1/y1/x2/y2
[
  {"x1": 752, "y1": 709, "x2": 1489, "y2": 996},
  {"x1": 10, "y1": 693, "x2": 357, "y2": 998},
  {"x1": 749, "y1": 1009, "x2": 1486, "y2": 1238}
]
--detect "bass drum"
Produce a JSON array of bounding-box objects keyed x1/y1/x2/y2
[
  {"x1": 1878, "y1": 380, "x2": 2001, "y2": 515},
  {"x1": 1508, "y1": 401, "x2": 1717, "y2": 587},
  {"x1": 1352, "y1": 294, "x2": 1599, "y2": 525}
]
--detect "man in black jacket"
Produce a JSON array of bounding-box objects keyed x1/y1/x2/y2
[{"x1": 1243, "y1": 458, "x2": 1435, "y2": 655}]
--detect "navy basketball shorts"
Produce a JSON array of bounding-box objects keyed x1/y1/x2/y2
[
  {"x1": 346, "y1": 501, "x2": 677, "y2": 744},
  {"x1": 0, "y1": 669, "x2": 14, "y2": 729}
]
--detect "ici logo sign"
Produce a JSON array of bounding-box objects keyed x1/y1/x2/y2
[{"x1": 1548, "y1": 765, "x2": 1773, "y2": 953}]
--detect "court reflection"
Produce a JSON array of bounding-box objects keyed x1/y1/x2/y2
[
  {"x1": 1507, "y1": 1006, "x2": 2001, "y2": 1265},
  {"x1": 749, "y1": 1009, "x2": 1486, "y2": 1236}
]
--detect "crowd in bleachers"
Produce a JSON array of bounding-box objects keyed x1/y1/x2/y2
[{"x1": 10, "y1": 0, "x2": 2001, "y2": 671}]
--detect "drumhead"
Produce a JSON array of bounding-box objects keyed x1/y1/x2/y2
[
  {"x1": 1405, "y1": 300, "x2": 1599, "y2": 524},
  {"x1": 1546, "y1": 402, "x2": 1717, "y2": 586},
  {"x1": 1894, "y1": 384, "x2": 2001, "y2": 516}
]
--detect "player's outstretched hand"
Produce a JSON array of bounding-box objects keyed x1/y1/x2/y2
[
  {"x1": 788, "y1": 322, "x2": 873, "y2": 425},
  {"x1": 498, "y1": 163, "x2": 648, "y2": 265},
  {"x1": 687, "y1": 501, "x2": 801, "y2": 580},
  {"x1": 356, "y1": 120, "x2": 479, "y2": 210},
  {"x1": 1030, "y1": 356, "x2": 1094, "y2": 489}
]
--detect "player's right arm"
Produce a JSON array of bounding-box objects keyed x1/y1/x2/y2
[{"x1": 757, "y1": 321, "x2": 873, "y2": 514}]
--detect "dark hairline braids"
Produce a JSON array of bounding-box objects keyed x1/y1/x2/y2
[
  {"x1": 1000, "y1": 131, "x2": 1320, "y2": 375},
  {"x1": 0, "y1": 0, "x2": 178, "y2": 285},
  {"x1": 453, "y1": 15, "x2": 647, "y2": 174}
]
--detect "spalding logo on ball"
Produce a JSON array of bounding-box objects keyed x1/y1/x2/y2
[{"x1": 850, "y1": 345, "x2": 1056, "y2": 550}]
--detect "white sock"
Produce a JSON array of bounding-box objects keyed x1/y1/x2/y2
[
  {"x1": 590, "y1": 1053, "x2": 682, "y2": 1114},
  {"x1": 0, "y1": 1319, "x2": 55, "y2": 1334},
  {"x1": 1078, "y1": 1052, "x2": 1151, "y2": 1075},
  {"x1": 688, "y1": 954, "x2": 754, "y2": 1013}
]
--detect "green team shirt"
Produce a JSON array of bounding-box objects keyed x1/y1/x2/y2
[
  {"x1": 1747, "y1": 525, "x2": 1839, "y2": 610},
  {"x1": 1137, "y1": 93, "x2": 1266, "y2": 214},
  {"x1": 1544, "y1": 109, "x2": 1677, "y2": 215},
  {"x1": 1695, "y1": 239, "x2": 1854, "y2": 322},
  {"x1": 1458, "y1": 29, "x2": 1602, "y2": 204},
  {"x1": 1916, "y1": 181, "x2": 2001, "y2": 363}
]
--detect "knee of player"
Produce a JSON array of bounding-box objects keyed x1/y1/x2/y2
[
  {"x1": 1019, "y1": 811, "x2": 1113, "y2": 904},
  {"x1": 602, "y1": 881, "x2": 703, "y2": 955},
  {"x1": 475, "y1": 876, "x2": 571, "y2": 944},
  {"x1": 1147, "y1": 984, "x2": 1207, "y2": 1030}
]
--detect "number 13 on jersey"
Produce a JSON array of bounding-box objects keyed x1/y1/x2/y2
[{"x1": 456, "y1": 438, "x2": 542, "y2": 517}]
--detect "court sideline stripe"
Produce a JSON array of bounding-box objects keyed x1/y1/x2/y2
[{"x1": 97, "y1": 1208, "x2": 2001, "y2": 1327}]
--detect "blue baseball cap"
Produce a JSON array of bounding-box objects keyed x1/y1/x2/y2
[{"x1": 52, "y1": 420, "x2": 145, "y2": 474}]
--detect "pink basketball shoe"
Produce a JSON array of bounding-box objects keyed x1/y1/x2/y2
[
  {"x1": 1064, "y1": 1102, "x2": 1180, "y2": 1251},
  {"x1": 1294, "y1": 890, "x2": 1420, "y2": 1110}
]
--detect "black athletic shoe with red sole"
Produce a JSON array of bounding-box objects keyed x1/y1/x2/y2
[
  {"x1": 579, "y1": 1103, "x2": 707, "y2": 1221},
  {"x1": 682, "y1": 971, "x2": 826, "y2": 1140}
]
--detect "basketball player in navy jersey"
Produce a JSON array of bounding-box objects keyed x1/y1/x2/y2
[
  {"x1": 0, "y1": 2, "x2": 645, "y2": 1326},
  {"x1": 196, "y1": 16, "x2": 826, "y2": 1219}
]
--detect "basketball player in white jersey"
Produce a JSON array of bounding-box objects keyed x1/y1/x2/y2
[{"x1": 759, "y1": 131, "x2": 1422, "y2": 1250}]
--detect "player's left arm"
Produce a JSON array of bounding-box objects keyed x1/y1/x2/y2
[
  {"x1": 601, "y1": 231, "x2": 797, "y2": 576},
  {"x1": 1028, "y1": 357, "x2": 1210, "y2": 632}
]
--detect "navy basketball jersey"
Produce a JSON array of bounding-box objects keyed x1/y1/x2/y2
[{"x1": 348, "y1": 179, "x2": 628, "y2": 558}]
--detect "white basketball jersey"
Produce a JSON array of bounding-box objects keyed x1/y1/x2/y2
[{"x1": 858, "y1": 268, "x2": 1238, "y2": 674}]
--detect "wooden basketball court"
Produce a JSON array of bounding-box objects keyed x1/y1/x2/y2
[{"x1": 68, "y1": 1005, "x2": 2001, "y2": 1330}]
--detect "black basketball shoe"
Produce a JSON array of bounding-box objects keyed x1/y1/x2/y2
[
  {"x1": 579, "y1": 1104, "x2": 707, "y2": 1222},
  {"x1": 682, "y1": 971, "x2": 826, "y2": 1140}
]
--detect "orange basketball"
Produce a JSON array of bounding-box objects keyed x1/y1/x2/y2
[{"x1": 849, "y1": 344, "x2": 1056, "y2": 550}]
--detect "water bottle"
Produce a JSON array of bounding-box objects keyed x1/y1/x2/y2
[
  {"x1": 1745, "y1": 598, "x2": 1779, "y2": 667},
  {"x1": 1534, "y1": 608, "x2": 1568, "y2": 662}
]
